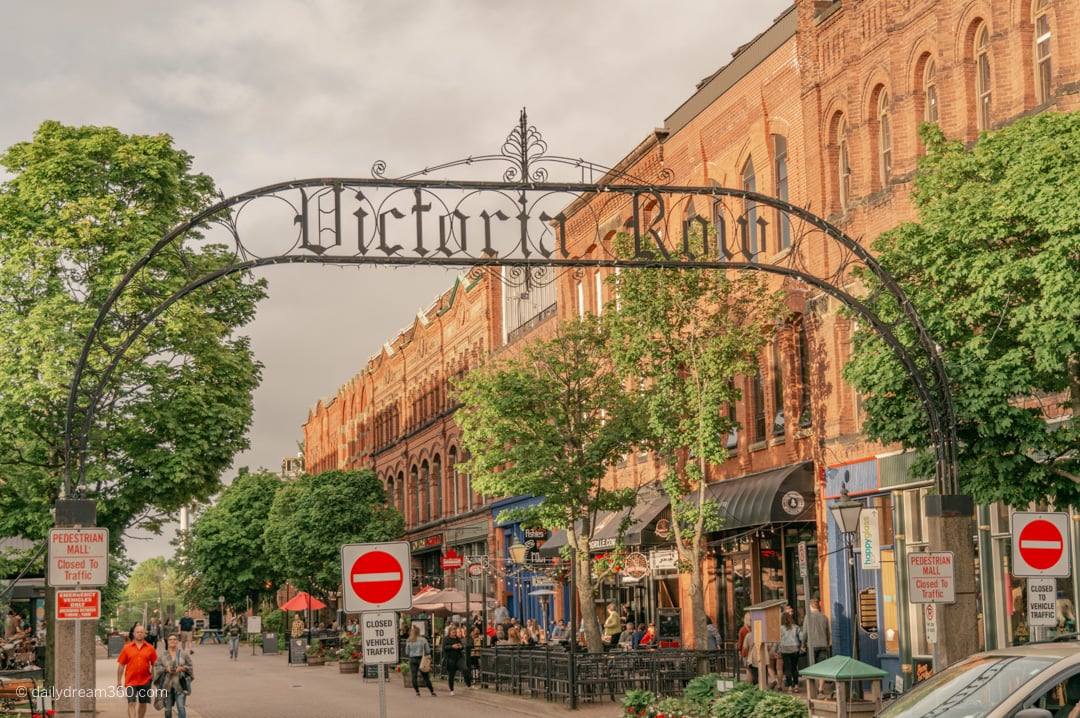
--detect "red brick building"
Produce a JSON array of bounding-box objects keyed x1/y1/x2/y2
[{"x1": 305, "y1": 0, "x2": 1078, "y2": 687}]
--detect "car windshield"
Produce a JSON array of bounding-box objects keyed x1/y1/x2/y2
[{"x1": 877, "y1": 654, "x2": 1057, "y2": 718}]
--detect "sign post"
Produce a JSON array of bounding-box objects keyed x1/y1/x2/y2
[{"x1": 342, "y1": 542, "x2": 412, "y2": 718}]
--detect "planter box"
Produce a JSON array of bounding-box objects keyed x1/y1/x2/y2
[
  {"x1": 339, "y1": 660, "x2": 360, "y2": 674},
  {"x1": 307, "y1": 655, "x2": 325, "y2": 667}
]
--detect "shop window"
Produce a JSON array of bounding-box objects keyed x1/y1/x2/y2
[
  {"x1": 751, "y1": 367, "x2": 767, "y2": 445},
  {"x1": 795, "y1": 317, "x2": 812, "y2": 428},
  {"x1": 772, "y1": 338, "x2": 785, "y2": 437},
  {"x1": 881, "y1": 549, "x2": 900, "y2": 653},
  {"x1": 1034, "y1": 0, "x2": 1052, "y2": 105}
]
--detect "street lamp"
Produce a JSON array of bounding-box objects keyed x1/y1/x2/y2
[
  {"x1": 507, "y1": 537, "x2": 529, "y2": 622},
  {"x1": 830, "y1": 486, "x2": 863, "y2": 662},
  {"x1": 508, "y1": 537, "x2": 528, "y2": 565}
]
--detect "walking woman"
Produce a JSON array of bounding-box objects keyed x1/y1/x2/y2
[
  {"x1": 778, "y1": 610, "x2": 803, "y2": 692},
  {"x1": 442, "y1": 626, "x2": 473, "y2": 694},
  {"x1": 404, "y1": 625, "x2": 436, "y2": 696},
  {"x1": 225, "y1": 618, "x2": 241, "y2": 660},
  {"x1": 153, "y1": 633, "x2": 193, "y2": 718}
]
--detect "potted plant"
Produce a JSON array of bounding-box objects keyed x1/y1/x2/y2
[
  {"x1": 306, "y1": 643, "x2": 325, "y2": 667},
  {"x1": 338, "y1": 635, "x2": 361, "y2": 674},
  {"x1": 394, "y1": 661, "x2": 411, "y2": 687}
]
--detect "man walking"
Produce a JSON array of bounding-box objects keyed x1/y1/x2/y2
[
  {"x1": 178, "y1": 612, "x2": 195, "y2": 655},
  {"x1": 117, "y1": 623, "x2": 157, "y2": 718},
  {"x1": 803, "y1": 598, "x2": 831, "y2": 697}
]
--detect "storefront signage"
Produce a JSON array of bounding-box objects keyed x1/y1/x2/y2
[
  {"x1": 409, "y1": 534, "x2": 443, "y2": 553},
  {"x1": 588, "y1": 536, "x2": 617, "y2": 551},
  {"x1": 622, "y1": 552, "x2": 649, "y2": 581},
  {"x1": 860, "y1": 508, "x2": 880, "y2": 569},
  {"x1": 907, "y1": 551, "x2": 955, "y2": 604},
  {"x1": 1026, "y1": 578, "x2": 1058, "y2": 627},
  {"x1": 651, "y1": 549, "x2": 678, "y2": 573},
  {"x1": 523, "y1": 528, "x2": 548, "y2": 540}
]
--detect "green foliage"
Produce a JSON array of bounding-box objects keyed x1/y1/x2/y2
[
  {"x1": 747, "y1": 693, "x2": 807, "y2": 718},
  {"x1": 454, "y1": 315, "x2": 645, "y2": 652},
  {"x1": 684, "y1": 673, "x2": 724, "y2": 707},
  {"x1": 178, "y1": 470, "x2": 285, "y2": 610},
  {"x1": 0, "y1": 121, "x2": 266, "y2": 559},
  {"x1": 608, "y1": 230, "x2": 787, "y2": 647},
  {"x1": 710, "y1": 685, "x2": 768, "y2": 718},
  {"x1": 118, "y1": 557, "x2": 181, "y2": 626},
  {"x1": 845, "y1": 112, "x2": 1080, "y2": 508},
  {"x1": 621, "y1": 689, "x2": 656, "y2": 713},
  {"x1": 263, "y1": 469, "x2": 404, "y2": 591},
  {"x1": 656, "y1": 696, "x2": 709, "y2": 718}
]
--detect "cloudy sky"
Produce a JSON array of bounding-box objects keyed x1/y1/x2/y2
[{"x1": 2, "y1": 0, "x2": 791, "y2": 562}]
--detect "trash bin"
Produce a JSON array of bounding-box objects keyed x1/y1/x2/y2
[
  {"x1": 107, "y1": 633, "x2": 125, "y2": 657},
  {"x1": 262, "y1": 632, "x2": 279, "y2": 655}
]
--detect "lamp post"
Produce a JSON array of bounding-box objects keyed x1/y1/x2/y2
[
  {"x1": 829, "y1": 486, "x2": 863, "y2": 662},
  {"x1": 508, "y1": 537, "x2": 528, "y2": 621}
]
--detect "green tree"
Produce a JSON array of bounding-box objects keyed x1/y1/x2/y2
[
  {"x1": 0, "y1": 121, "x2": 266, "y2": 556},
  {"x1": 119, "y1": 556, "x2": 180, "y2": 628},
  {"x1": 177, "y1": 470, "x2": 284, "y2": 611},
  {"x1": 454, "y1": 316, "x2": 645, "y2": 653},
  {"x1": 608, "y1": 235, "x2": 786, "y2": 649},
  {"x1": 844, "y1": 114, "x2": 1080, "y2": 508},
  {"x1": 263, "y1": 469, "x2": 404, "y2": 595}
]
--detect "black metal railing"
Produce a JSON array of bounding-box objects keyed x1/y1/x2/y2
[{"x1": 464, "y1": 645, "x2": 741, "y2": 704}]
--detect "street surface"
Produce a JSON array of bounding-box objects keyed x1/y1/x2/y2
[{"x1": 94, "y1": 640, "x2": 617, "y2": 718}]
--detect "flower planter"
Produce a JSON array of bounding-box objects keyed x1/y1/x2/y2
[
  {"x1": 401, "y1": 671, "x2": 412, "y2": 687},
  {"x1": 339, "y1": 659, "x2": 360, "y2": 674},
  {"x1": 307, "y1": 655, "x2": 325, "y2": 667}
]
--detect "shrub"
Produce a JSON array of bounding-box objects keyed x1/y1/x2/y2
[
  {"x1": 747, "y1": 694, "x2": 807, "y2": 718},
  {"x1": 710, "y1": 686, "x2": 767, "y2": 718},
  {"x1": 622, "y1": 689, "x2": 656, "y2": 716},
  {"x1": 684, "y1": 673, "x2": 724, "y2": 708},
  {"x1": 656, "y1": 696, "x2": 708, "y2": 718}
]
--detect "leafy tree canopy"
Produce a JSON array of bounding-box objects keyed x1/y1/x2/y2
[
  {"x1": 844, "y1": 113, "x2": 1080, "y2": 508},
  {"x1": 455, "y1": 316, "x2": 645, "y2": 652},
  {"x1": 607, "y1": 232, "x2": 787, "y2": 648},
  {"x1": 0, "y1": 121, "x2": 267, "y2": 558},
  {"x1": 263, "y1": 469, "x2": 404, "y2": 593},
  {"x1": 178, "y1": 470, "x2": 284, "y2": 611}
]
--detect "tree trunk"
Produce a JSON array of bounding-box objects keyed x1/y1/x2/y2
[{"x1": 576, "y1": 551, "x2": 605, "y2": 653}]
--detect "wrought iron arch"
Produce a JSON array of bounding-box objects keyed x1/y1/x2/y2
[{"x1": 64, "y1": 111, "x2": 959, "y2": 497}]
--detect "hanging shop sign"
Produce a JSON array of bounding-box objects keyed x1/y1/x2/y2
[{"x1": 860, "y1": 508, "x2": 880, "y2": 570}]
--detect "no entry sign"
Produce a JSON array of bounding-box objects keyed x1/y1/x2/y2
[
  {"x1": 1012, "y1": 512, "x2": 1071, "y2": 578},
  {"x1": 341, "y1": 541, "x2": 412, "y2": 612}
]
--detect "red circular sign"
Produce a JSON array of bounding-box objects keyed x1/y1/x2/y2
[
  {"x1": 1018, "y1": 519, "x2": 1065, "y2": 570},
  {"x1": 468, "y1": 563, "x2": 483, "y2": 577},
  {"x1": 349, "y1": 550, "x2": 404, "y2": 604}
]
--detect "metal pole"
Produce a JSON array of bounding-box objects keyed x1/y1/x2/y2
[
  {"x1": 847, "y1": 533, "x2": 859, "y2": 662},
  {"x1": 569, "y1": 549, "x2": 578, "y2": 711}
]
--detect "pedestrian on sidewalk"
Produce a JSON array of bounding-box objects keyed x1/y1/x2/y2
[
  {"x1": 442, "y1": 625, "x2": 474, "y2": 694},
  {"x1": 803, "y1": 598, "x2": 831, "y2": 697},
  {"x1": 225, "y1": 618, "x2": 241, "y2": 660},
  {"x1": 405, "y1": 625, "x2": 436, "y2": 696},
  {"x1": 178, "y1": 612, "x2": 195, "y2": 655},
  {"x1": 778, "y1": 610, "x2": 803, "y2": 693},
  {"x1": 117, "y1": 623, "x2": 157, "y2": 718},
  {"x1": 153, "y1": 633, "x2": 193, "y2": 718}
]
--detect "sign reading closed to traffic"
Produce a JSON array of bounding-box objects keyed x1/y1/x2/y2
[
  {"x1": 361, "y1": 611, "x2": 399, "y2": 664},
  {"x1": 1027, "y1": 578, "x2": 1059, "y2": 627},
  {"x1": 907, "y1": 551, "x2": 955, "y2": 604}
]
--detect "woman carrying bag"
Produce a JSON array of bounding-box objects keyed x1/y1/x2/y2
[
  {"x1": 404, "y1": 625, "x2": 436, "y2": 697},
  {"x1": 153, "y1": 633, "x2": 193, "y2": 718}
]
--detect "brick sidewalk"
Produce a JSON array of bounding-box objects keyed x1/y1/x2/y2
[{"x1": 93, "y1": 640, "x2": 618, "y2": 718}]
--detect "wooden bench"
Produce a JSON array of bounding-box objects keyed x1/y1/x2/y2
[{"x1": 0, "y1": 677, "x2": 35, "y2": 713}]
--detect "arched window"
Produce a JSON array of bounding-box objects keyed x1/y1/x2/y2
[
  {"x1": 751, "y1": 365, "x2": 767, "y2": 443},
  {"x1": 924, "y1": 60, "x2": 939, "y2": 123},
  {"x1": 975, "y1": 23, "x2": 992, "y2": 130},
  {"x1": 1034, "y1": 0, "x2": 1052, "y2": 104},
  {"x1": 410, "y1": 465, "x2": 420, "y2": 525},
  {"x1": 448, "y1": 447, "x2": 459, "y2": 513},
  {"x1": 878, "y1": 90, "x2": 892, "y2": 186},
  {"x1": 421, "y1": 460, "x2": 431, "y2": 522},
  {"x1": 773, "y1": 135, "x2": 791, "y2": 251},
  {"x1": 795, "y1": 317, "x2": 812, "y2": 428},
  {"x1": 432, "y1": 454, "x2": 442, "y2": 520},
  {"x1": 576, "y1": 279, "x2": 585, "y2": 318},
  {"x1": 595, "y1": 270, "x2": 604, "y2": 315},
  {"x1": 741, "y1": 159, "x2": 759, "y2": 259},
  {"x1": 397, "y1": 471, "x2": 405, "y2": 518},
  {"x1": 838, "y1": 116, "x2": 851, "y2": 209},
  {"x1": 772, "y1": 337, "x2": 785, "y2": 436}
]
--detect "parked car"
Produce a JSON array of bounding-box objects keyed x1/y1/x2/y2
[{"x1": 877, "y1": 640, "x2": 1080, "y2": 718}]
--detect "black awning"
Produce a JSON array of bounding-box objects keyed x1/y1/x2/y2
[
  {"x1": 703, "y1": 461, "x2": 815, "y2": 532},
  {"x1": 587, "y1": 494, "x2": 670, "y2": 551}
]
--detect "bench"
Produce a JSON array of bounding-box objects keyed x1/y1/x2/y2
[{"x1": 0, "y1": 677, "x2": 35, "y2": 712}]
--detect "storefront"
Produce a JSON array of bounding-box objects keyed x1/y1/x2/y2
[
  {"x1": 409, "y1": 532, "x2": 445, "y2": 590},
  {"x1": 705, "y1": 462, "x2": 818, "y2": 645}
]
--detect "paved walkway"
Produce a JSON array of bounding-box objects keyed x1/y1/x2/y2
[{"x1": 94, "y1": 641, "x2": 618, "y2": 718}]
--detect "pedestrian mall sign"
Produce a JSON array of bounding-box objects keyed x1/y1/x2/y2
[
  {"x1": 1012, "y1": 512, "x2": 1071, "y2": 578},
  {"x1": 907, "y1": 551, "x2": 955, "y2": 604},
  {"x1": 48, "y1": 527, "x2": 109, "y2": 587},
  {"x1": 341, "y1": 541, "x2": 412, "y2": 612}
]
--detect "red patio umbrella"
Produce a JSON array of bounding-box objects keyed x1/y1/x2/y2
[{"x1": 279, "y1": 591, "x2": 326, "y2": 611}]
